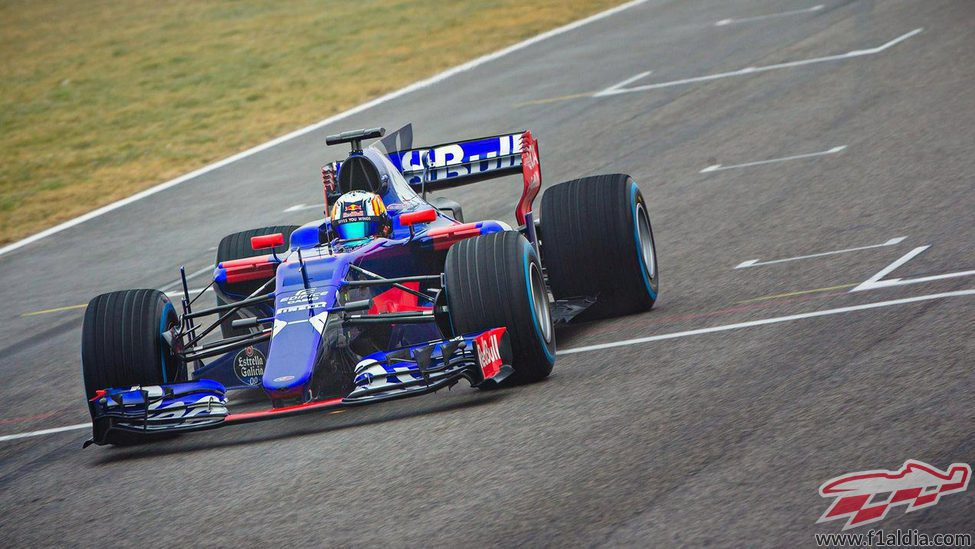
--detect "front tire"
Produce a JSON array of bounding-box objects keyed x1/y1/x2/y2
[
  {"x1": 540, "y1": 174, "x2": 658, "y2": 320},
  {"x1": 445, "y1": 232, "x2": 555, "y2": 384},
  {"x1": 81, "y1": 289, "x2": 184, "y2": 401}
]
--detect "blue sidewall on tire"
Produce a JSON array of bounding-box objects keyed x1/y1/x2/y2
[
  {"x1": 159, "y1": 302, "x2": 173, "y2": 383},
  {"x1": 523, "y1": 241, "x2": 555, "y2": 363},
  {"x1": 630, "y1": 182, "x2": 657, "y2": 301}
]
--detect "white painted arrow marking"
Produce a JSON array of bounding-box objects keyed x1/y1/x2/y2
[
  {"x1": 597, "y1": 28, "x2": 922, "y2": 98},
  {"x1": 593, "y1": 71, "x2": 653, "y2": 97},
  {"x1": 715, "y1": 4, "x2": 824, "y2": 27},
  {"x1": 701, "y1": 145, "x2": 846, "y2": 174},
  {"x1": 735, "y1": 237, "x2": 906, "y2": 269},
  {"x1": 851, "y1": 246, "x2": 975, "y2": 292}
]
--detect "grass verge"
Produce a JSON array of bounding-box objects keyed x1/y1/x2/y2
[{"x1": 0, "y1": 0, "x2": 622, "y2": 245}]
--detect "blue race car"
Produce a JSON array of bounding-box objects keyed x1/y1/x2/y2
[{"x1": 81, "y1": 124, "x2": 659, "y2": 446}]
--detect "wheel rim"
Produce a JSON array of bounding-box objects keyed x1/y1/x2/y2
[
  {"x1": 529, "y1": 262, "x2": 553, "y2": 343},
  {"x1": 636, "y1": 203, "x2": 656, "y2": 279}
]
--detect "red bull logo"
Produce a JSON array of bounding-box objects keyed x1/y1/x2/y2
[
  {"x1": 474, "y1": 328, "x2": 506, "y2": 380},
  {"x1": 817, "y1": 460, "x2": 970, "y2": 529}
]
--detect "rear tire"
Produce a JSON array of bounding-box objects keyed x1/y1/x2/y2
[
  {"x1": 82, "y1": 289, "x2": 184, "y2": 401},
  {"x1": 215, "y1": 225, "x2": 298, "y2": 337},
  {"x1": 540, "y1": 174, "x2": 658, "y2": 320},
  {"x1": 445, "y1": 232, "x2": 555, "y2": 384}
]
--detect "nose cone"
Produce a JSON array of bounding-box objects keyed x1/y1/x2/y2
[
  {"x1": 262, "y1": 318, "x2": 325, "y2": 398},
  {"x1": 263, "y1": 286, "x2": 335, "y2": 401}
]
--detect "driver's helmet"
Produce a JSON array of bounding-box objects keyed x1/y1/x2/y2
[{"x1": 330, "y1": 190, "x2": 391, "y2": 242}]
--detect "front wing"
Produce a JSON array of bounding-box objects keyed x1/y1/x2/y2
[{"x1": 85, "y1": 328, "x2": 513, "y2": 446}]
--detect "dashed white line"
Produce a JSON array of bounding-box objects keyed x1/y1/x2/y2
[
  {"x1": 597, "y1": 28, "x2": 922, "y2": 98},
  {"x1": 735, "y1": 237, "x2": 907, "y2": 269},
  {"x1": 702, "y1": 145, "x2": 846, "y2": 174},
  {"x1": 558, "y1": 289, "x2": 975, "y2": 354},
  {"x1": 851, "y1": 246, "x2": 975, "y2": 292},
  {"x1": 715, "y1": 4, "x2": 824, "y2": 27}
]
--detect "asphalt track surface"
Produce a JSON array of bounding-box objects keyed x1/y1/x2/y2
[{"x1": 1, "y1": 0, "x2": 973, "y2": 546}]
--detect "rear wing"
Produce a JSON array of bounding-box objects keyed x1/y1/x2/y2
[
  {"x1": 390, "y1": 132, "x2": 524, "y2": 188},
  {"x1": 325, "y1": 130, "x2": 542, "y2": 238},
  {"x1": 391, "y1": 130, "x2": 542, "y2": 228}
]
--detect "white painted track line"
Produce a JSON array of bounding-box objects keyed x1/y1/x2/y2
[
  {"x1": 558, "y1": 289, "x2": 975, "y2": 354},
  {"x1": 851, "y1": 246, "x2": 975, "y2": 291},
  {"x1": 0, "y1": 423, "x2": 89, "y2": 443},
  {"x1": 598, "y1": 28, "x2": 923, "y2": 98},
  {"x1": 160, "y1": 264, "x2": 215, "y2": 291},
  {"x1": 0, "y1": 0, "x2": 652, "y2": 259},
  {"x1": 701, "y1": 145, "x2": 846, "y2": 173},
  {"x1": 5, "y1": 288, "x2": 974, "y2": 443},
  {"x1": 284, "y1": 203, "x2": 327, "y2": 213},
  {"x1": 735, "y1": 237, "x2": 907, "y2": 268},
  {"x1": 594, "y1": 71, "x2": 653, "y2": 97},
  {"x1": 164, "y1": 287, "x2": 211, "y2": 298},
  {"x1": 715, "y1": 4, "x2": 824, "y2": 27},
  {"x1": 854, "y1": 245, "x2": 930, "y2": 290}
]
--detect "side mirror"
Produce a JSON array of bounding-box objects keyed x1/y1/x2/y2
[
  {"x1": 251, "y1": 233, "x2": 284, "y2": 251},
  {"x1": 399, "y1": 209, "x2": 437, "y2": 226}
]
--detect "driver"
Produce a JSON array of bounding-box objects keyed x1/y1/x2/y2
[{"x1": 329, "y1": 190, "x2": 392, "y2": 244}]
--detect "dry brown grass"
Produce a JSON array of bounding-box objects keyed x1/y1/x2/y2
[{"x1": 0, "y1": 0, "x2": 621, "y2": 244}]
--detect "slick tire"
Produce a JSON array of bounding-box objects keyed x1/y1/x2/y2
[
  {"x1": 82, "y1": 289, "x2": 184, "y2": 401},
  {"x1": 445, "y1": 231, "x2": 555, "y2": 384},
  {"x1": 215, "y1": 225, "x2": 298, "y2": 338},
  {"x1": 540, "y1": 174, "x2": 658, "y2": 320}
]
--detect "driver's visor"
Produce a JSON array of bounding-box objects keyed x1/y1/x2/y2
[{"x1": 335, "y1": 219, "x2": 379, "y2": 240}]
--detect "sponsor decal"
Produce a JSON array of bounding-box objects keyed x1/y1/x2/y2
[
  {"x1": 522, "y1": 133, "x2": 540, "y2": 187},
  {"x1": 282, "y1": 288, "x2": 325, "y2": 304},
  {"x1": 277, "y1": 302, "x2": 330, "y2": 314},
  {"x1": 474, "y1": 328, "x2": 505, "y2": 379},
  {"x1": 233, "y1": 346, "x2": 266, "y2": 386},
  {"x1": 321, "y1": 163, "x2": 336, "y2": 192},
  {"x1": 516, "y1": 130, "x2": 541, "y2": 226},
  {"x1": 394, "y1": 134, "x2": 523, "y2": 184},
  {"x1": 817, "y1": 459, "x2": 971, "y2": 530}
]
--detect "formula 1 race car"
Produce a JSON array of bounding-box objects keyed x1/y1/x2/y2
[{"x1": 80, "y1": 124, "x2": 659, "y2": 446}]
